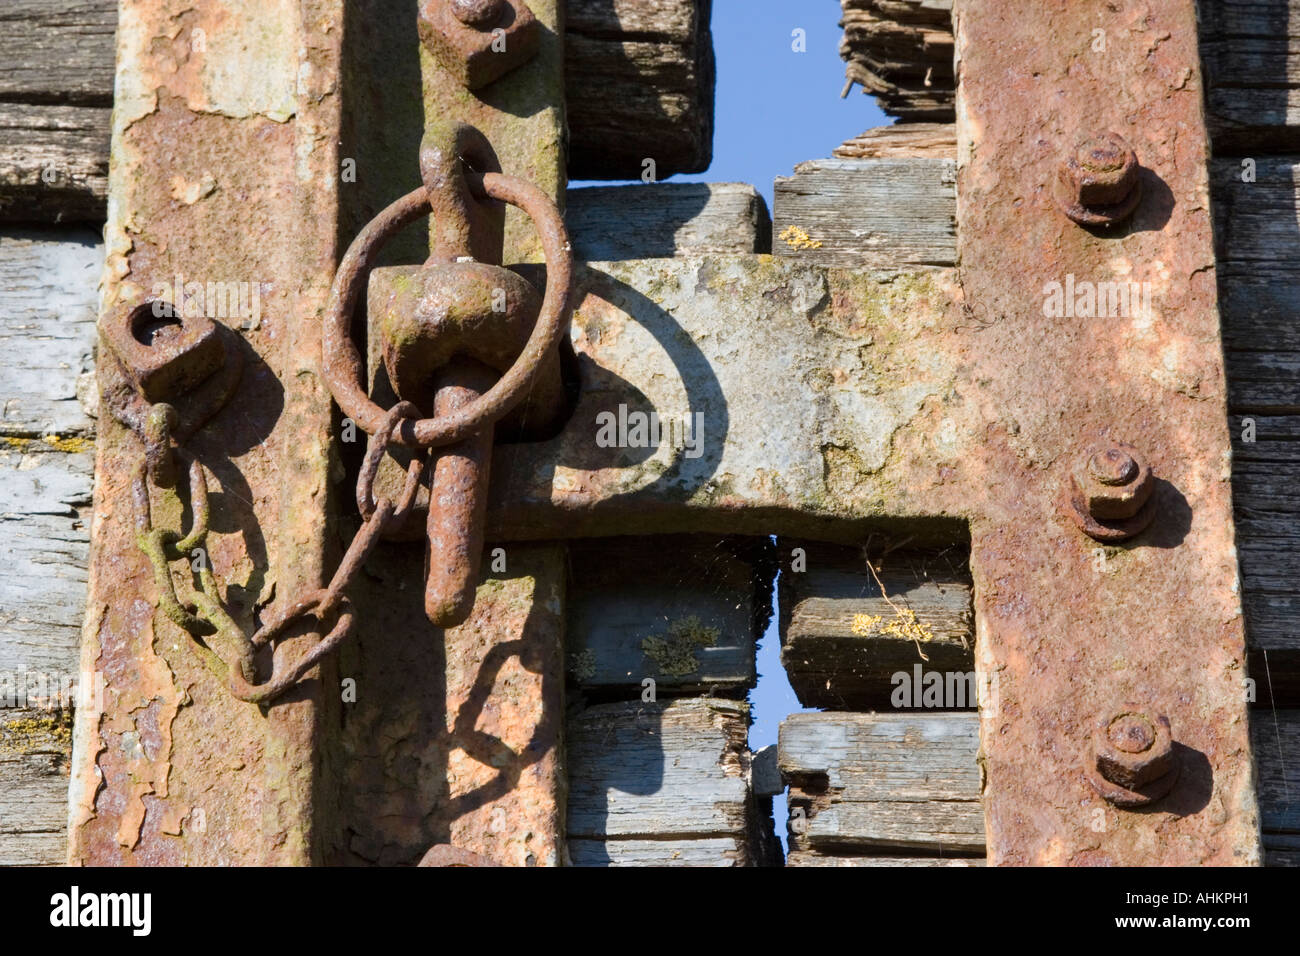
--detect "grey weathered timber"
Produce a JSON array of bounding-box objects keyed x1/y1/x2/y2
[
  {"x1": 1200, "y1": 0, "x2": 1300, "y2": 151},
  {"x1": 772, "y1": 157, "x2": 955, "y2": 269},
  {"x1": 0, "y1": 229, "x2": 101, "y2": 437},
  {"x1": 566, "y1": 0, "x2": 714, "y2": 179},
  {"x1": 566, "y1": 536, "x2": 763, "y2": 693},
  {"x1": 0, "y1": 2, "x2": 115, "y2": 104},
  {"x1": 779, "y1": 541, "x2": 974, "y2": 709},
  {"x1": 779, "y1": 711, "x2": 1300, "y2": 865},
  {"x1": 1254, "y1": 709, "x2": 1300, "y2": 843},
  {"x1": 834, "y1": 122, "x2": 958, "y2": 159},
  {"x1": 0, "y1": 105, "x2": 109, "y2": 223},
  {"x1": 568, "y1": 837, "x2": 752, "y2": 866},
  {"x1": 0, "y1": 445, "x2": 92, "y2": 678},
  {"x1": 566, "y1": 183, "x2": 770, "y2": 261},
  {"x1": 0, "y1": 709, "x2": 73, "y2": 866},
  {"x1": 0, "y1": 0, "x2": 714, "y2": 221},
  {"x1": 838, "y1": 0, "x2": 954, "y2": 121},
  {"x1": 567, "y1": 698, "x2": 777, "y2": 865},
  {"x1": 779, "y1": 712, "x2": 985, "y2": 854},
  {"x1": 786, "y1": 850, "x2": 982, "y2": 866}
]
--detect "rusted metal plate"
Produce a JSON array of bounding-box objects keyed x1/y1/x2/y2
[
  {"x1": 68, "y1": 0, "x2": 343, "y2": 864},
  {"x1": 327, "y1": 544, "x2": 564, "y2": 866},
  {"x1": 952, "y1": 0, "x2": 1258, "y2": 863},
  {"x1": 421, "y1": 0, "x2": 564, "y2": 263}
]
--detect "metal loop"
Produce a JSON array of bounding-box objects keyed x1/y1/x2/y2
[
  {"x1": 229, "y1": 596, "x2": 357, "y2": 704},
  {"x1": 321, "y1": 169, "x2": 574, "y2": 450},
  {"x1": 357, "y1": 401, "x2": 424, "y2": 522}
]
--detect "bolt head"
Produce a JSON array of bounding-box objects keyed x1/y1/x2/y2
[
  {"x1": 419, "y1": 0, "x2": 538, "y2": 90},
  {"x1": 449, "y1": 0, "x2": 504, "y2": 28},
  {"x1": 101, "y1": 300, "x2": 225, "y2": 404},
  {"x1": 1063, "y1": 133, "x2": 1140, "y2": 207},
  {"x1": 1093, "y1": 710, "x2": 1175, "y2": 791},
  {"x1": 1072, "y1": 442, "x2": 1154, "y2": 521}
]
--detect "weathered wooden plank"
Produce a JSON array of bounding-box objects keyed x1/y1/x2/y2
[
  {"x1": 772, "y1": 157, "x2": 955, "y2": 269},
  {"x1": 1253, "y1": 709, "x2": 1300, "y2": 839},
  {"x1": 565, "y1": 0, "x2": 714, "y2": 180},
  {"x1": 1199, "y1": 0, "x2": 1300, "y2": 151},
  {"x1": 568, "y1": 836, "x2": 752, "y2": 866},
  {"x1": 777, "y1": 710, "x2": 1300, "y2": 864},
  {"x1": 0, "y1": 1, "x2": 115, "y2": 105},
  {"x1": 566, "y1": 183, "x2": 770, "y2": 261},
  {"x1": 0, "y1": 0, "x2": 714, "y2": 220},
  {"x1": 779, "y1": 712, "x2": 985, "y2": 854},
  {"x1": 0, "y1": 105, "x2": 109, "y2": 223},
  {"x1": 0, "y1": 229, "x2": 101, "y2": 437},
  {"x1": 778, "y1": 541, "x2": 973, "y2": 709},
  {"x1": 838, "y1": 1, "x2": 954, "y2": 121},
  {"x1": 567, "y1": 698, "x2": 776, "y2": 865},
  {"x1": 835, "y1": 122, "x2": 957, "y2": 159},
  {"x1": 0, "y1": 445, "x2": 92, "y2": 678},
  {"x1": 566, "y1": 537, "x2": 762, "y2": 693},
  {"x1": 0, "y1": 708, "x2": 73, "y2": 866},
  {"x1": 786, "y1": 850, "x2": 982, "y2": 866}
]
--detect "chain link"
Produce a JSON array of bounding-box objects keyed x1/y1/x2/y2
[{"x1": 134, "y1": 401, "x2": 426, "y2": 704}]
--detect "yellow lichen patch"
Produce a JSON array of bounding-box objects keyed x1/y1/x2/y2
[
  {"x1": 2, "y1": 434, "x2": 93, "y2": 454},
  {"x1": 779, "y1": 225, "x2": 823, "y2": 250},
  {"x1": 0, "y1": 711, "x2": 73, "y2": 756},
  {"x1": 851, "y1": 613, "x2": 882, "y2": 636},
  {"x1": 641, "y1": 616, "x2": 720, "y2": 677}
]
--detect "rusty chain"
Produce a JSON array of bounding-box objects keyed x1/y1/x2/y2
[{"x1": 134, "y1": 402, "x2": 425, "y2": 704}]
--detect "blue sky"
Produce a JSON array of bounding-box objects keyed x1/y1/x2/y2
[{"x1": 575, "y1": 0, "x2": 890, "y2": 211}]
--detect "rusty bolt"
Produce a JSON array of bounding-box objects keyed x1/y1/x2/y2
[
  {"x1": 101, "y1": 300, "x2": 226, "y2": 404},
  {"x1": 450, "y1": 0, "x2": 505, "y2": 28},
  {"x1": 1057, "y1": 133, "x2": 1142, "y2": 227},
  {"x1": 1065, "y1": 441, "x2": 1157, "y2": 540},
  {"x1": 419, "y1": 0, "x2": 539, "y2": 90},
  {"x1": 1091, "y1": 710, "x2": 1176, "y2": 795}
]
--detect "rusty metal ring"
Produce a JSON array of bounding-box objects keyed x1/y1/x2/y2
[
  {"x1": 231, "y1": 594, "x2": 356, "y2": 704},
  {"x1": 356, "y1": 401, "x2": 423, "y2": 521},
  {"x1": 321, "y1": 170, "x2": 573, "y2": 449}
]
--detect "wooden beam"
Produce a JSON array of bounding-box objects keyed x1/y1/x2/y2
[
  {"x1": 0, "y1": 0, "x2": 715, "y2": 223},
  {"x1": 567, "y1": 183, "x2": 770, "y2": 261},
  {"x1": 779, "y1": 710, "x2": 1300, "y2": 865},
  {"x1": 566, "y1": 536, "x2": 763, "y2": 694},
  {"x1": 778, "y1": 541, "x2": 973, "y2": 709},
  {"x1": 778, "y1": 711, "x2": 986, "y2": 855},
  {"x1": 566, "y1": 698, "x2": 778, "y2": 865}
]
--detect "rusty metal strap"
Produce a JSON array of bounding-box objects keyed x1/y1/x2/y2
[{"x1": 952, "y1": 0, "x2": 1259, "y2": 864}]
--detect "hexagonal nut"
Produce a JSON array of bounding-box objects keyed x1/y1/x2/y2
[
  {"x1": 1072, "y1": 443, "x2": 1154, "y2": 521},
  {"x1": 418, "y1": 0, "x2": 539, "y2": 90},
  {"x1": 101, "y1": 300, "x2": 225, "y2": 404},
  {"x1": 1093, "y1": 712, "x2": 1175, "y2": 791},
  {"x1": 1061, "y1": 133, "x2": 1140, "y2": 209}
]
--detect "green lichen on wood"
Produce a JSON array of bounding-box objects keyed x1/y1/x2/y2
[
  {"x1": 568, "y1": 648, "x2": 597, "y2": 682},
  {"x1": 640, "y1": 616, "x2": 720, "y2": 677}
]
